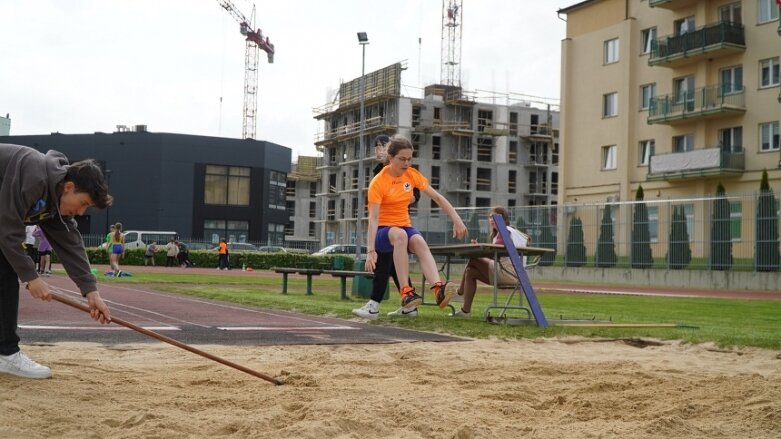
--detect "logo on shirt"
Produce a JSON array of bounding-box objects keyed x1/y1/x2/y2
[
  {"x1": 403, "y1": 182, "x2": 412, "y2": 192},
  {"x1": 24, "y1": 199, "x2": 54, "y2": 225}
]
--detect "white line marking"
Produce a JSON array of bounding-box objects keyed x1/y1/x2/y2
[
  {"x1": 216, "y1": 326, "x2": 357, "y2": 331},
  {"x1": 20, "y1": 325, "x2": 181, "y2": 331}
]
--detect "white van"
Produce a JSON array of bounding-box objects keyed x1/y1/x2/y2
[{"x1": 121, "y1": 231, "x2": 178, "y2": 249}]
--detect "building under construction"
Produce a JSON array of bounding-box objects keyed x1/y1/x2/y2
[{"x1": 312, "y1": 62, "x2": 560, "y2": 247}]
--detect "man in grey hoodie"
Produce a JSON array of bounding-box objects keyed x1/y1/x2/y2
[{"x1": 0, "y1": 143, "x2": 113, "y2": 379}]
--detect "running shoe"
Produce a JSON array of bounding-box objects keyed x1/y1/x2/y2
[
  {"x1": 387, "y1": 306, "x2": 418, "y2": 317},
  {"x1": 352, "y1": 301, "x2": 379, "y2": 320},
  {"x1": 432, "y1": 281, "x2": 454, "y2": 309}
]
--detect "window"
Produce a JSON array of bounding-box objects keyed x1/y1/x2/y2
[
  {"x1": 673, "y1": 134, "x2": 694, "y2": 152},
  {"x1": 509, "y1": 170, "x2": 517, "y2": 194},
  {"x1": 675, "y1": 16, "x2": 695, "y2": 35},
  {"x1": 730, "y1": 201, "x2": 742, "y2": 241},
  {"x1": 204, "y1": 165, "x2": 251, "y2": 206},
  {"x1": 683, "y1": 204, "x2": 694, "y2": 242},
  {"x1": 477, "y1": 137, "x2": 492, "y2": 162},
  {"x1": 432, "y1": 136, "x2": 441, "y2": 159},
  {"x1": 309, "y1": 201, "x2": 316, "y2": 217},
  {"x1": 674, "y1": 75, "x2": 695, "y2": 111},
  {"x1": 602, "y1": 145, "x2": 617, "y2": 170},
  {"x1": 204, "y1": 219, "x2": 249, "y2": 244},
  {"x1": 720, "y1": 2, "x2": 742, "y2": 25},
  {"x1": 603, "y1": 92, "x2": 618, "y2": 117},
  {"x1": 604, "y1": 38, "x2": 619, "y2": 64},
  {"x1": 431, "y1": 165, "x2": 440, "y2": 190},
  {"x1": 758, "y1": 0, "x2": 779, "y2": 23},
  {"x1": 509, "y1": 112, "x2": 518, "y2": 136},
  {"x1": 433, "y1": 107, "x2": 441, "y2": 121},
  {"x1": 475, "y1": 197, "x2": 492, "y2": 208},
  {"x1": 509, "y1": 140, "x2": 518, "y2": 164},
  {"x1": 308, "y1": 222, "x2": 315, "y2": 238},
  {"x1": 760, "y1": 122, "x2": 780, "y2": 152},
  {"x1": 641, "y1": 27, "x2": 656, "y2": 54},
  {"x1": 639, "y1": 140, "x2": 655, "y2": 166},
  {"x1": 648, "y1": 206, "x2": 659, "y2": 243},
  {"x1": 720, "y1": 65, "x2": 743, "y2": 94},
  {"x1": 719, "y1": 127, "x2": 743, "y2": 152},
  {"x1": 640, "y1": 84, "x2": 656, "y2": 110},
  {"x1": 760, "y1": 58, "x2": 780, "y2": 88},
  {"x1": 476, "y1": 168, "x2": 491, "y2": 191},
  {"x1": 268, "y1": 170, "x2": 287, "y2": 210},
  {"x1": 267, "y1": 223, "x2": 285, "y2": 246},
  {"x1": 309, "y1": 182, "x2": 317, "y2": 198}
]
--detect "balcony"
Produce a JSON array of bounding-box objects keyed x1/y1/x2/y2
[
  {"x1": 648, "y1": 0, "x2": 697, "y2": 9},
  {"x1": 647, "y1": 147, "x2": 745, "y2": 181},
  {"x1": 648, "y1": 84, "x2": 745, "y2": 125},
  {"x1": 649, "y1": 22, "x2": 745, "y2": 68}
]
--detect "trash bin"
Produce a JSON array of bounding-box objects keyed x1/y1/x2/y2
[
  {"x1": 351, "y1": 259, "x2": 388, "y2": 300},
  {"x1": 332, "y1": 256, "x2": 345, "y2": 270}
]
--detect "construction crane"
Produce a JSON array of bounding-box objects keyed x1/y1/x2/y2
[
  {"x1": 216, "y1": 0, "x2": 275, "y2": 140},
  {"x1": 441, "y1": 0, "x2": 463, "y2": 87}
]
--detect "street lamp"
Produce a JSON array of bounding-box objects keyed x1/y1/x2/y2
[
  {"x1": 104, "y1": 169, "x2": 112, "y2": 233},
  {"x1": 355, "y1": 32, "x2": 369, "y2": 261}
]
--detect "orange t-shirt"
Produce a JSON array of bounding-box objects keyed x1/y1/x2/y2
[
  {"x1": 368, "y1": 166, "x2": 428, "y2": 227},
  {"x1": 218, "y1": 242, "x2": 228, "y2": 255}
]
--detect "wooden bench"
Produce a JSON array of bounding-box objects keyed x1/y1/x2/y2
[
  {"x1": 272, "y1": 267, "x2": 323, "y2": 295},
  {"x1": 323, "y1": 270, "x2": 375, "y2": 300}
]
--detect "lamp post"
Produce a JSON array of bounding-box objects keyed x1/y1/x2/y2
[
  {"x1": 355, "y1": 31, "x2": 369, "y2": 261},
  {"x1": 104, "y1": 169, "x2": 112, "y2": 234}
]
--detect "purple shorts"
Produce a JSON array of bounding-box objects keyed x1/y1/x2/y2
[{"x1": 375, "y1": 226, "x2": 421, "y2": 253}]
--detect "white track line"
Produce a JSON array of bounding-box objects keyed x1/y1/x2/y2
[
  {"x1": 19, "y1": 325, "x2": 180, "y2": 331},
  {"x1": 217, "y1": 326, "x2": 357, "y2": 331}
]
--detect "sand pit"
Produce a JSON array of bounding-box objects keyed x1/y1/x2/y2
[{"x1": 1, "y1": 338, "x2": 779, "y2": 438}]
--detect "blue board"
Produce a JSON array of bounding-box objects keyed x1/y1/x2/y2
[{"x1": 492, "y1": 214, "x2": 549, "y2": 328}]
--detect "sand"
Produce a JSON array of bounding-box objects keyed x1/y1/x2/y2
[{"x1": 1, "y1": 337, "x2": 779, "y2": 438}]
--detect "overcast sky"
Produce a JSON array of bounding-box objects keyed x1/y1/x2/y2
[{"x1": 1, "y1": 0, "x2": 570, "y2": 158}]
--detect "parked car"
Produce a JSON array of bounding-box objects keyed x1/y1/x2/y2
[
  {"x1": 312, "y1": 244, "x2": 367, "y2": 256},
  {"x1": 209, "y1": 242, "x2": 261, "y2": 253},
  {"x1": 256, "y1": 245, "x2": 287, "y2": 253},
  {"x1": 179, "y1": 242, "x2": 214, "y2": 251}
]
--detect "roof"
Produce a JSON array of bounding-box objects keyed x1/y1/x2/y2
[{"x1": 557, "y1": 0, "x2": 600, "y2": 14}]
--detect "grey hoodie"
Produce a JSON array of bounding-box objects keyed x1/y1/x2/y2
[{"x1": 0, "y1": 143, "x2": 97, "y2": 296}]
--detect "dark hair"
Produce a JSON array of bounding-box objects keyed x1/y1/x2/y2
[
  {"x1": 373, "y1": 134, "x2": 390, "y2": 147},
  {"x1": 64, "y1": 159, "x2": 113, "y2": 209},
  {"x1": 489, "y1": 206, "x2": 511, "y2": 242},
  {"x1": 386, "y1": 134, "x2": 413, "y2": 158}
]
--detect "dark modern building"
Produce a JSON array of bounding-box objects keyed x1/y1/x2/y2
[{"x1": 2, "y1": 129, "x2": 291, "y2": 244}]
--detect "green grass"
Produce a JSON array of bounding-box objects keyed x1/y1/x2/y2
[{"x1": 97, "y1": 271, "x2": 781, "y2": 350}]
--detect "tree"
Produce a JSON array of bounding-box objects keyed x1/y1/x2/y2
[
  {"x1": 709, "y1": 183, "x2": 733, "y2": 270},
  {"x1": 631, "y1": 186, "x2": 654, "y2": 268},
  {"x1": 565, "y1": 216, "x2": 586, "y2": 267},
  {"x1": 595, "y1": 204, "x2": 617, "y2": 268},
  {"x1": 537, "y1": 206, "x2": 557, "y2": 266},
  {"x1": 755, "y1": 169, "x2": 780, "y2": 272},
  {"x1": 667, "y1": 205, "x2": 691, "y2": 269}
]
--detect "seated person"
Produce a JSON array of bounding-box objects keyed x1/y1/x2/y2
[{"x1": 453, "y1": 206, "x2": 529, "y2": 318}]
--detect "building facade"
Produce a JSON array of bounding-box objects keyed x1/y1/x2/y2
[
  {"x1": 2, "y1": 129, "x2": 291, "y2": 243},
  {"x1": 313, "y1": 62, "x2": 560, "y2": 247},
  {"x1": 559, "y1": 0, "x2": 780, "y2": 204},
  {"x1": 285, "y1": 155, "x2": 320, "y2": 252},
  {"x1": 0, "y1": 114, "x2": 10, "y2": 136}
]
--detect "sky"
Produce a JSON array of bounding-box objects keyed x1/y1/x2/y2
[{"x1": 1, "y1": 0, "x2": 570, "y2": 159}]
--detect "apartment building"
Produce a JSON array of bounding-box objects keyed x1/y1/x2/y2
[
  {"x1": 313, "y1": 62, "x2": 560, "y2": 247},
  {"x1": 559, "y1": 0, "x2": 780, "y2": 206},
  {"x1": 285, "y1": 155, "x2": 320, "y2": 251}
]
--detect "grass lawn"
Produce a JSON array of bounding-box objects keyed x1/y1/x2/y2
[{"x1": 97, "y1": 271, "x2": 781, "y2": 350}]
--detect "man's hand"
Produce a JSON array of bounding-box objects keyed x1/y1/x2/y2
[
  {"x1": 85, "y1": 291, "x2": 112, "y2": 324},
  {"x1": 26, "y1": 277, "x2": 52, "y2": 301}
]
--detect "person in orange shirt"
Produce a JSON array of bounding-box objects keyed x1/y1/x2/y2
[
  {"x1": 361, "y1": 135, "x2": 468, "y2": 317},
  {"x1": 217, "y1": 238, "x2": 229, "y2": 270}
]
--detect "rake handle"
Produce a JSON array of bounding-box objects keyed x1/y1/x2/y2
[{"x1": 50, "y1": 292, "x2": 283, "y2": 385}]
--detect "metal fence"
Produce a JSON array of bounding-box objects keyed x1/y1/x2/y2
[{"x1": 414, "y1": 192, "x2": 780, "y2": 272}]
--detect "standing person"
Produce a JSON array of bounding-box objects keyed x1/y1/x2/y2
[
  {"x1": 32, "y1": 226, "x2": 52, "y2": 276},
  {"x1": 108, "y1": 222, "x2": 125, "y2": 276},
  {"x1": 360, "y1": 135, "x2": 467, "y2": 318},
  {"x1": 104, "y1": 224, "x2": 115, "y2": 254},
  {"x1": 165, "y1": 239, "x2": 179, "y2": 267},
  {"x1": 217, "y1": 238, "x2": 229, "y2": 270},
  {"x1": 353, "y1": 134, "x2": 420, "y2": 319},
  {"x1": 177, "y1": 242, "x2": 192, "y2": 267},
  {"x1": 144, "y1": 241, "x2": 157, "y2": 266},
  {"x1": 452, "y1": 206, "x2": 529, "y2": 318},
  {"x1": 0, "y1": 143, "x2": 113, "y2": 379},
  {"x1": 24, "y1": 225, "x2": 38, "y2": 272}
]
